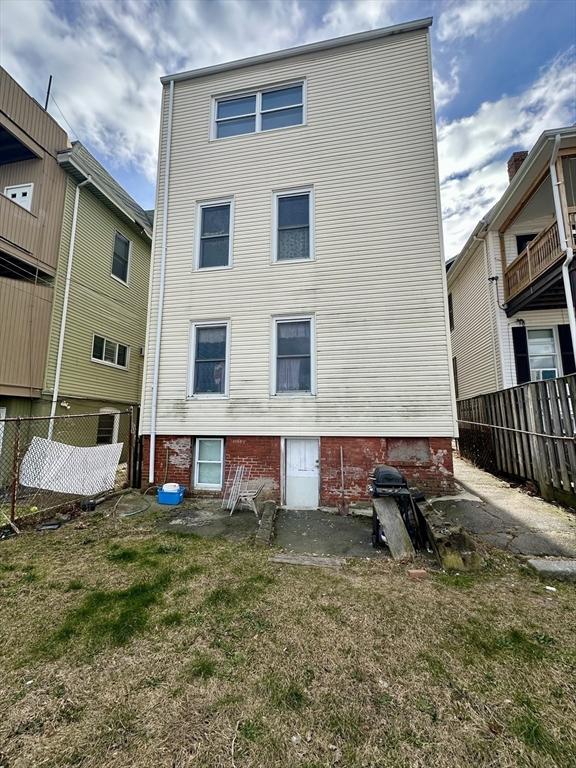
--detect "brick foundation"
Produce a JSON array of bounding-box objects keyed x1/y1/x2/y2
[
  {"x1": 141, "y1": 435, "x2": 192, "y2": 488},
  {"x1": 142, "y1": 435, "x2": 453, "y2": 501},
  {"x1": 320, "y1": 436, "x2": 453, "y2": 505}
]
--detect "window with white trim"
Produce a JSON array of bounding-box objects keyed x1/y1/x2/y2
[
  {"x1": 112, "y1": 232, "x2": 130, "y2": 283},
  {"x1": 92, "y1": 335, "x2": 129, "y2": 369},
  {"x1": 195, "y1": 438, "x2": 224, "y2": 489},
  {"x1": 274, "y1": 189, "x2": 313, "y2": 262},
  {"x1": 214, "y1": 83, "x2": 304, "y2": 139},
  {"x1": 196, "y1": 200, "x2": 233, "y2": 269},
  {"x1": 4, "y1": 183, "x2": 33, "y2": 212},
  {"x1": 274, "y1": 317, "x2": 313, "y2": 394},
  {"x1": 190, "y1": 322, "x2": 229, "y2": 396},
  {"x1": 527, "y1": 328, "x2": 559, "y2": 380}
]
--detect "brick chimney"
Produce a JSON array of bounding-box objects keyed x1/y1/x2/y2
[{"x1": 507, "y1": 151, "x2": 528, "y2": 181}]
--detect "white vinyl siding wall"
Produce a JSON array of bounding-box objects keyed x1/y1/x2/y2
[
  {"x1": 141, "y1": 28, "x2": 455, "y2": 437},
  {"x1": 501, "y1": 308, "x2": 572, "y2": 388},
  {"x1": 449, "y1": 243, "x2": 499, "y2": 400}
]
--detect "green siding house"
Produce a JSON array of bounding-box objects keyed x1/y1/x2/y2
[{"x1": 1, "y1": 141, "x2": 152, "y2": 446}]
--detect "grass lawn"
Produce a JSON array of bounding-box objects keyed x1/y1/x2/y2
[{"x1": 0, "y1": 509, "x2": 575, "y2": 768}]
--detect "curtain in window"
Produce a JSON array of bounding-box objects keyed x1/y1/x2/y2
[
  {"x1": 276, "y1": 321, "x2": 311, "y2": 391},
  {"x1": 194, "y1": 326, "x2": 226, "y2": 393}
]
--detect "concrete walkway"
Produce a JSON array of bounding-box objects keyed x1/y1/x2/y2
[{"x1": 431, "y1": 456, "x2": 576, "y2": 557}]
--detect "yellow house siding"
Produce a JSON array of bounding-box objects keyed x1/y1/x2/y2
[
  {"x1": 45, "y1": 178, "x2": 150, "y2": 404},
  {"x1": 449, "y1": 243, "x2": 499, "y2": 400}
]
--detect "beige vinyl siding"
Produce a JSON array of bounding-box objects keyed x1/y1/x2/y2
[
  {"x1": 141, "y1": 29, "x2": 455, "y2": 437},
  {"x1": 0, "y1": 277, "x2": 53, "y2": 396},
  {"x1": 449, "y1": 243, "x2": 499, "y2": 400},
  {"x1": 44, "y1": 178, "x2": 149, "y2": 404}
]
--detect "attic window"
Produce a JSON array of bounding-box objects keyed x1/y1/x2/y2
[{"x1": 214, "y1": 83, "x2": 304, "y2": 139}]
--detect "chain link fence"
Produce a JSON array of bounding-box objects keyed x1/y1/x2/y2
[{"x1": 0, "y1": 409, "x2": 134, "y2": 527}]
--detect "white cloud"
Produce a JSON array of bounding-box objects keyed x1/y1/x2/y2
[
  {"x1": 433, "y1": 59, "x2": 460, "y2": 109},
  {"x1": 0, "y1": 0, "x2": 314, "y2": 184},
  {"x1": 439, "y1": 47, "x2": 576, "y2": 258},
  {"x1": 319, "y1": 0, "x2": 397, "y2": 37},
  {"x1": 437, "y1": 0, "x2": 531, "y2": 42},
  {"x1": 0, "y1": 0, "x2": 400, "y2": 190}
]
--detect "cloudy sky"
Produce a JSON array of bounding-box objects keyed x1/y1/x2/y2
[{"x1": 1, "y1": 0, "x2": 575, "y2": 257}]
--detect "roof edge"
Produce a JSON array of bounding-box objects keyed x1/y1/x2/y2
[
  {"x1": 447, "y1": 126, "x2": 576, "y2": 281},
  {"x1": 161, "y1": 17, "x2": 432, "y2": 84},
  {"x1": 57, "y1": 150, "x2": 152, "y2": 239}
]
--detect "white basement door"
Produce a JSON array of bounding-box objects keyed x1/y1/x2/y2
[{"x1": 285, "y1": 438, "x2": 319, "y2": 509}]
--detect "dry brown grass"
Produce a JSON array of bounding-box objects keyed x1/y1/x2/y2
[{"x1": 1, "y1": 509, "x2": 575, "y2": 768}]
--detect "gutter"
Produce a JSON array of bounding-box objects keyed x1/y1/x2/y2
[
  {"x1": 148, "y1": 79, "x2": 174, "y2": 484},
  {"x1": 161, "y1": 17, "x2": 432, "y2": 84},
  {"x1": 550, "y1": 133, "x2": 576, "y2": 352},
  {"x1": 48, "y1": 176, "x2": 91, "y2": 437}
]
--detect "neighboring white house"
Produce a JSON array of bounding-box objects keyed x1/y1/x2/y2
[
  {"x1": 141, "y1": 17, "x2": 456, "y2": 506},
  {"x1": 448, "y1": 128, "x2": 576, "y2": 402}
]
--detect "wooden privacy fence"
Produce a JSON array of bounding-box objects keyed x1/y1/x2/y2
[{"x1": 457, "y1": 374, "x2": 576, "y2": 507}]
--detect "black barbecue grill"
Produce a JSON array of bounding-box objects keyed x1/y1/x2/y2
[{"x1": 370, "y1": 465, "x2": 425, "y2": 550}]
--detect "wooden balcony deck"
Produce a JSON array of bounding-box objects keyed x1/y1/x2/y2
[{"x1": 504, "y1": 220, "x2": 564, "y2": 301}]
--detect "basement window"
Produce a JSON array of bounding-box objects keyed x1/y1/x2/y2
[
  {"x1": 214, "y1": 82, "x2": 304, "y2": 139},
  {"x1": 194, "y1": 438, "x2": 224, "y2": 489},
  {"x1": 92, "y1": 335, "x2": 129, "y2": 369}
]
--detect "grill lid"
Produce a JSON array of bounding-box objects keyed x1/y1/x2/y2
[{"x1": 372, "y1": 465, "x2": 407, "y2": 488}]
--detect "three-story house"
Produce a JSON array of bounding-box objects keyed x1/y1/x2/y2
[{"x1": 141, "y1": 17, "x2": 456, "y2": 506}]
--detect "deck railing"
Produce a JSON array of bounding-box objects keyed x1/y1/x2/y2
[{"x1": 504, "y1": 220, "x2": 563, "y2": 301}]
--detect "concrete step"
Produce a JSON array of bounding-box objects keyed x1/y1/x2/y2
[{"x1": 527, "y1": 558, "x2": 576, "y2": 582}]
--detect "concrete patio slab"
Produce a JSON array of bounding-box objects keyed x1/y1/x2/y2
[
  {"x1": 431, "y1": 457, "x2": 576, "y2": 558},
  {"x1": 156, "y1": 502, "x2": 259, "y2": 542},
  {"x1": 274, "y1": 508, "x2": 386, "y2": 558}
]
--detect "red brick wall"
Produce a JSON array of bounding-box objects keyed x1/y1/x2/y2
[
  {"x1": 226, "y1": 436, "x2": 281, "y2": 499},
  {"x1": 142, "y1": 434, "x2": 453, "y2": 502},
  {"x1": 141, "y1": 435, "x2": 192, "y2": 488},
  {"x1": 320, "y1": 436, "x2": 453, "y2": 505}
]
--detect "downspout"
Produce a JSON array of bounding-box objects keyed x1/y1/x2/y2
[
  {"x1": 550, "y1": 133, "x2": 576, "y2": 352},
  {"x1": 149, "y1": 79, "x2": 174, "y2": 484},
  {"x1": 48, "y1": 176, "x2": 91, "y2": 438}
]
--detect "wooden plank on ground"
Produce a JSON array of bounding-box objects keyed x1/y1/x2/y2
[
  {"x1": 269, "y1": 554, "x2": 346, "y2": 568},
  {"x1": 372, "y1": 498, "x2": 415, "y2": 560}
]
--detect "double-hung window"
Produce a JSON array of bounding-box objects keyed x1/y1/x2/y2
[
  {"x1": 196, "y1": 200, "x2": 233, "y2": 269},
  {"x1": 214, "y1": 82, "x2": 304, "y2": 139},
  {"x1": 274, "y1": 317, "x2": 314, "y2": 394},
  {"x1": 273, "y1": 188, "x2": 313, "y2": 262},
  {"x1": 190, "y1": 322, "x2": 229, "y2": 396},
  {"x1": 195, "y1": 438, "x2": 224, "y2": 489},
  {"x1": 92, "y1": 335, "x2": 129, "y2": 369},
  {"x1": 112, "y1": 232, "x2": 130, "y2": 283},
  {"x1": 527, "y1": 329, "x2": 559, "y2": 380}
]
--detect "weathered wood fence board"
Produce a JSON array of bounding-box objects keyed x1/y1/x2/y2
[{"x1": 458, "y1": 374, "x2": 576, "y2": 507}]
